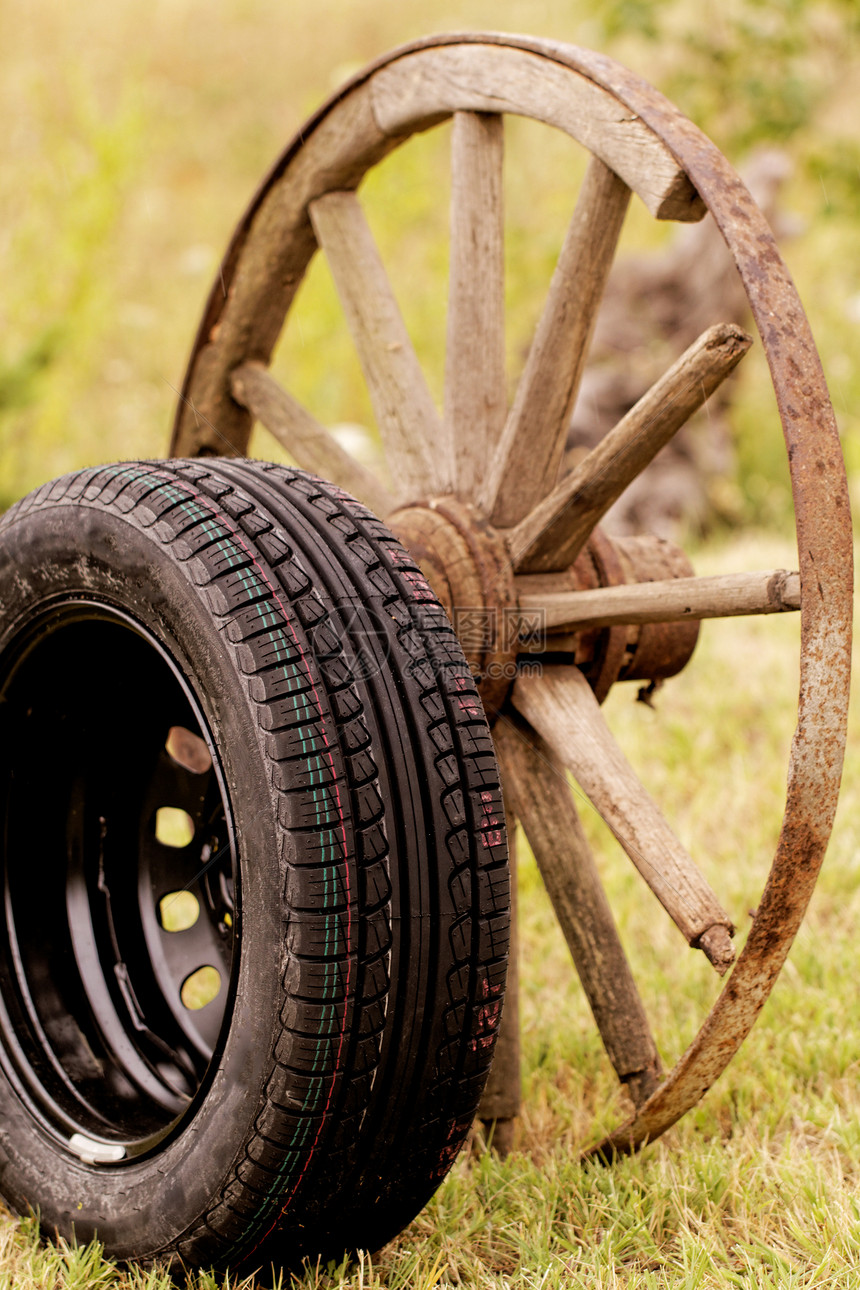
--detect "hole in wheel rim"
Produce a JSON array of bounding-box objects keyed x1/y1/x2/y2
[
  {"x1": 159, "y1": 891, "x2": 201, "y2": 932},
  {"x1": 0, "y1": 601, "x2": 239, "y2": 1159},
  {"x1": 155, "y1": 806, "x2": 196, "y2": 848},
  {"x1": 180, "y1": 966, "x2": 222, "y2": 1011}
]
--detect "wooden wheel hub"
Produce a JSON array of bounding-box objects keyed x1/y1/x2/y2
[
  {"x1": 388, "y1": 497, "x2": 517, "y2": 716},
  {"x1": 391, "y1": 498, "x2": 702, "y2": 714},
  {"x1": 533, "y1": 530, "x2": 701, "y2": 702}
]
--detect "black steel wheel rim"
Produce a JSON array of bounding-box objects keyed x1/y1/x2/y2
[{"x1": 0, "y1": 599, "x2": 239, "y2": 1162}]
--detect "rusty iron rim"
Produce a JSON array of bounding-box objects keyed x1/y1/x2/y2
[{"x1": 170, "y1": 33, "x2": 853, "y2": 1154}]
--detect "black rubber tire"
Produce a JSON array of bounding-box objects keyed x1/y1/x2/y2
[{"x1": 0, "y1": 459, "x2": 509, "y2": 1274}]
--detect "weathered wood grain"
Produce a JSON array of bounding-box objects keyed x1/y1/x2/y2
[
  {"x1": 445, "y1": 111, "x2": 506, "y2": 496},
  {"x1": 516, "y1": 569, "x2": 802, "y2": 631},
  {"x1": 496, "y1": 715, "x2": 663, "y2": 1106},
  {"x1": 480, "y1": 159, "x2": 631, "y2": 528},
  {"x1": 230, "y1": 362, "x2": 397, "y2": 516},
  {"x1": 309, "y1": 190, "x2": 446, "y2": 500},
  {"x1": 513, "y1": 666, "x2": 735, "y2": 974},
  {"x1": 371, "y1": 45, "x2": 704, "y2": 221},
  {"x1": 511, "y1": 323, "x2": 752, "y2": 573},
  {"x1": 173, "y1": 86, "x2": 397, "y2": 457},
  {"x1": 173, "y1": 39, "x2": 704, "y2": 461}
]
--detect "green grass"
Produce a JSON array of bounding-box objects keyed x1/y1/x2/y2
[{"x1": 3, "y1": 0, "x2": 860, "y2": 1285}]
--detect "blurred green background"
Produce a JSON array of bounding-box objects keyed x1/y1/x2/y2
[
  {"x1": 3, "y1": 7, "x2": 860, "y2": 1283},
  {"x1": 2, "y1": 0, "x2": 859, "y2": 523}
]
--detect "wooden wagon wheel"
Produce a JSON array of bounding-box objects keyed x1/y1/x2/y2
[{"x1": 170, "y1": 33, "x2": 852, "y2": 1156}]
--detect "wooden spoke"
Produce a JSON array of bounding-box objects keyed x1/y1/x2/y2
[
  {"x1": 230, "y1": 362, "x2": 397, "y2": 517},
  {"x1": 173, "y1": 42, "x2": 707, "y2": 460},
  {"x1": 445, "y1": 112, "x2": 506, "y2": 495},
  {"x1": 479, "y1": 158, "x2": 631, "y2": 528},
  {"x1": 511, "y1": 323, "x2": 752, "y2": 574},
  {"x1": 495, "y1": 714, "x2": 663, "y2": 1106},
  {"x1": 512, "y1": 666, "x2": 735, "y2": 974},
  {"x1": 308, "y1": 191, "x2": 446, "y2": 498},
  {"x1": 517, "y1": 569, "x2": 802, "y2": 633}
]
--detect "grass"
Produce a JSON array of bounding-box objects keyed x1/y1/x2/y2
[{"x1": 3, "y1": 0, "x2": 860, "y2": 1285}]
